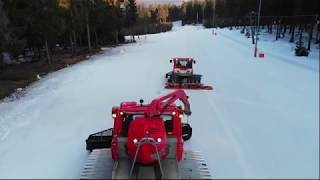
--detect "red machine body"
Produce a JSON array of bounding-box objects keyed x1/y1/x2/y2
[
  {"x1": 165, "y1": 57, "x2": 213, "y2": 90},
  {"x1": 172, "y1": 58, "x2": 194, "y2": 76},
  {"x1": 110, "y1": 90, "x2": 191, "y2": 165}
]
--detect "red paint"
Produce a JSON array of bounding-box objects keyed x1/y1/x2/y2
[
  {"x1": 167, "y1": 57, "x2": 213, "y2": 90},
  {"x1": 172, "y1": 58, "x2": 194, "y2": 71},
  {"x1": 111, "y1": 90, "x2": 190, "y2": 164},
  {"x1": 259, "y1": 52, "x2": 264, "y2": 58},
  {"x1": 127, "y1": 117, "x2": 168, "y2": 164}
]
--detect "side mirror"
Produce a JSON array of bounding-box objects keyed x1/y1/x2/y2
[
  {"x1": 169, "y1": 59, "x2": 172, "y2": 63},
  {"x1": 193, "y1": 60, "x2": 196, "y2": 64}
]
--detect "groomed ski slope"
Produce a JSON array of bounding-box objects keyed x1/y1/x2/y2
[{"x1": 0, "y1": 22, "x2": 319, "y2": 179}]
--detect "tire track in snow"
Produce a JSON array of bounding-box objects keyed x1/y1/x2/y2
[{"x1": 204, "y1": 93, "x2": 254, "y2": 177}]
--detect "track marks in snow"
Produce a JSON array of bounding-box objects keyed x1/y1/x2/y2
[{"x1": 204, "y1": 93, "x2": 254, "y2": 177}]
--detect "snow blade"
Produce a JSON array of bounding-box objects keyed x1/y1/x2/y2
[
  {"x1": 165, "y1": 83, "x2": 213, "y2": 90},
  {"x1": 86, "y1": 128, "x2": 113, "y2": 151}
]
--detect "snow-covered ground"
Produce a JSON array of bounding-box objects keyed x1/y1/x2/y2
[{"x1": 0, "y1": 22, "x2": 319, "y2": 179}]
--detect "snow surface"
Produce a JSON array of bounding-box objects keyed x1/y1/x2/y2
[{"x1": 0, "y1": 22, "x2": 319, "y2": 179}]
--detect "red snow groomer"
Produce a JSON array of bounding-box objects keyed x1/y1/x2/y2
[
  {"x1": 83, "y1": 90, "x2": 212, "y2": 179},
  {"x1": 165, "y1": 58, "x2": 213, "y2": 90}
]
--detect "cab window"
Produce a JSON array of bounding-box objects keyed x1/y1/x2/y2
[
  {"x1": 161, "y1": 114, "x2": 174, "y2": 134},
  {"x1": 176, "y1": 60, "x2": 192, "y2": 68}
]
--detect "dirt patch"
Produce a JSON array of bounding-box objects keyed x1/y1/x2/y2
[{"x1": 0, "y1": 49, "x2": 101, "y2": 100}]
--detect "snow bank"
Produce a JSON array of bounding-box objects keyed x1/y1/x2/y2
[{"x1": 0, "y1": 23, "x2": 318, "y2": 179}]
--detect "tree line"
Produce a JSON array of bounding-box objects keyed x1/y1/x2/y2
[
  {"x1": 0, "y1": 0, "x2": 179, "y2": 66},
  {"x1": 181, "y1": 0, "x2": 319, "y2": 54},
  {"x1": 1, "y1": 0, "x2": 318, "y2": 66},
  {"x1": 127, "y1": 2, "x2": 180, "y2": 38},
  {"x1": 181, "y1": 0, "x2": 319, "y2": 27}
]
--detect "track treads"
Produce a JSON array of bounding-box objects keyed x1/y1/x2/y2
[
  {"x1": 81, "y1": 149, "x2": 213, "y2": 179},
  {"x1": 165, "y1": 83, "x2": 213, "y2": 90}
]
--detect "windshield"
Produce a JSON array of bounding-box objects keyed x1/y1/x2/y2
[{"x1": 176, "y1": 60, "x2": 192, "y2": 68}]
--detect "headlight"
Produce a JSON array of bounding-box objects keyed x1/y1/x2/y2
[
  {"x1": 179, "y1": 114, "x2": 183, "y2": 118},
  {"x1": 120, "y1": 112, "x2": 124, "y2": 115},
  {"x1": 112, "y1": 113, "x2": 117, "y2": 118},
  {"x1": 157, "y1": 138, "x2": 161, "y2": 143},
  {"x1": 133, "y1": 138, "x2": 138, "y2": 144},
  {"x1": 172, "y1": 111, "x2": 176, "y2": 115}
]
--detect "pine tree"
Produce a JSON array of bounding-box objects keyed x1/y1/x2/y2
[
  {"x1": 126, "y1": 0, "x2": 137, "y2": 40},
  {"x1": 203, "y1": 0, "x2": 213, "y2": 28},
  {"x1": 127, "y1": 0, "x2": 137, "y2": 25},
  {"x1": 1, "y1": 0, "x2": 29, "y2": 59},
  {"x1": 295, "y1": 27, "x2": 309, "y2": 56},
  {"x1": 150, "y1": 8, "x2": 159, "y2": 24},
  {"x1": 0, "y1": 0, "x2": 9, "y2": 58}
]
